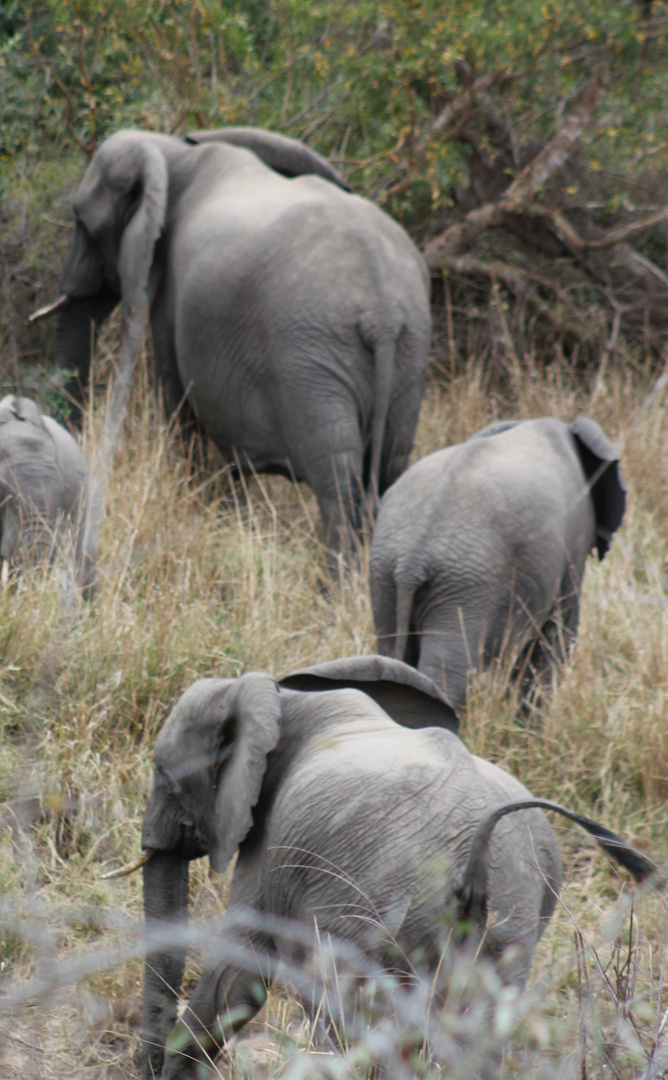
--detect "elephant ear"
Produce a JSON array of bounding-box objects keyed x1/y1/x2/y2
[
  {"x1": 279, "y1": 655, "x2": 459, "y2": 734},
  {"x1": 0, "y1": 395, "x2": 45, "y2": 429},
  {"x1": 185, "y1": 126, "x2": 351, "y2": 192},
  {"x1": 210, "y1": 672, "x2": 282, "y2": 874},
  {"x1": 117, "y1": 142, "x2": 168, "y2": 321},
  {"x1": 570, "y1": 416, "x2": 626, "y2": 560}
]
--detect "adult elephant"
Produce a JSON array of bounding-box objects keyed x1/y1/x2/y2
[
  {"x1": 0, "y1": 395, "x2": 97, "y2": 598},
  {"x1": 42, "y1": 126, "x2": 431, "y2": 563},
  {"x1": 106, "y1": 657, "x2": 651, "y2": 1080},
  {"x1": 369, "y1": 417, "x2": 626, "y2": 708}
]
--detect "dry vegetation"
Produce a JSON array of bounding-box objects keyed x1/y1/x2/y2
[{"x1": 0, "y1": 318, "x2": 666, "y2": 1077}]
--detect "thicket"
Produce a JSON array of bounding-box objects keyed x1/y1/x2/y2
[{"x1": 2, "y1": 0, "x2": 668, "y2": 381}]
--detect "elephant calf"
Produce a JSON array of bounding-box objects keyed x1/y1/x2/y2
[
  {"x1": 369, "y1": 416, "x2": 626, "y2": 708},
  {"x1": 121, "y1": 656, "x2": 650, "y2": 1079},
  {"x1": 0, "y1": 395, "x2": 97, "y2": 598}
]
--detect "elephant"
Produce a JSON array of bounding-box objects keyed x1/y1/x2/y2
[
  {"x1": 41, "y1": 125, "x2": 432, "y2": 563},
  {"x1": 116, "y1": 656, "x2": 651, "y2": 1079},
  {"x1": 369, "y1": 416, "x2": 626, "y2": 708},
  {"x1": 0, "y1": 395, "x2": 97, "y2": 598}
]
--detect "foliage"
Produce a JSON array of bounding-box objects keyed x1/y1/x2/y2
[
  {"x1": 3, "y1": 1, "x2": 666, "y2": 190},
  {"x1": 0, "y1": 0, "x2": 666, "y2": 377}
]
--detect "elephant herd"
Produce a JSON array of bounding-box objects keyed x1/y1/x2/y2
[{"x1": 12, "y1": 125, "x2": 655, "y2": 1078}]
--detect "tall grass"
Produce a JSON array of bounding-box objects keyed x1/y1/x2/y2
[{"x1": 0, "y1": 331, "x2": 666, "y2": 1078}]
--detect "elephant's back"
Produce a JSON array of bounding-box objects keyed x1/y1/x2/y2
[
  {"x1": 381, "y1": 420, "x2": 592, "y2": 569},
  {"x1": 174, "y1": 152, "x2": 429, "y2": 332},
  {"x1": 442, "y1": 421, "x2": 583, "y2": 515}
]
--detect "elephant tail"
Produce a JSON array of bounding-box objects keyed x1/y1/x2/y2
[
  {"x1": 392, "y1": 577, "x2": 419, "y2": 663},
  {"x1": 367, "y1": 336, "x2": 398, "y2": 512},
  {"x1": 456, "y1": 797, "x2": 661, "y2": 928}
]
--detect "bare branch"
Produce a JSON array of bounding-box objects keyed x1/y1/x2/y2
[
  {"x1": 536, "y1": 206, "x2": 668, "y2": 256},
  {"x1": 585, "y1": 208, "x2": 668, "y2": 251},
  {"x1": 425, "y1": 77, "x2": 606, "y2": 268},
  {"x1": 501, "y1": 78, "x2": 606, "y2": 211},
  {"x1": 623, "y1": 249, "x2": 668, "y2": 291}
]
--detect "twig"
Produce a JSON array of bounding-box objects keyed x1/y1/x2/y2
[{"x1": 585, "y1": 209, "x2": 668, "y2": 251}]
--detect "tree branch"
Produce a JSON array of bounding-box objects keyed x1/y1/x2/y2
[{"x1": 424, "y1": 76, "x2": 606, "y2": 269}]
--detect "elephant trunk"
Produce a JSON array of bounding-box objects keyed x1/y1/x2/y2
[
  {"x1": 141, "y1": 851, "x2": 190, "y2": 1080},
  {"x1": 54, "y1": 291, "x2": 119, "y2": 408}
]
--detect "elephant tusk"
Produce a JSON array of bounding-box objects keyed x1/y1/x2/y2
[
  {"x1": 27, "y1": 294, "x2": 72, "y2": 323},
  {"x1": 102, "y1": 849, "x2": 154, "y2": 880},
  {"x1": 1, "y1": 560, "x2": 8, "y2": 587}
]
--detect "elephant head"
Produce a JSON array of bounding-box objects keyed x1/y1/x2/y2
[
  {"x1": 138, "y1": 656, "x2": 455, "y2": 1079},
  {"x1": 37, "y1": 127, "x2": 349, "y2": 403},
  {"x1": 50, "y1": 131, "x2": 169, "y2": 399},
  {"x1": 140, "y1": 672, "x2": 281, "y2": 1079}
]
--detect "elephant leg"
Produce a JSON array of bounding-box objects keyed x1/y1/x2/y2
[
  {"x1": 311, "y1": 448, "x2": 365, "y2": 576},
  {"x1": 416, "y1": 604, "x2": 487, "y2": 709},
  {"x1": 160, "y1": 930, "x2": 274, "y2": 1080},
  {"x1": 515, "y1": 569, "x2": 582, "y2": 709}
]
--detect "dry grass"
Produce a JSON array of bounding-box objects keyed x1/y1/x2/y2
[{"x1": 0, "y1": 330, "x2": 666, "y2": 1079}]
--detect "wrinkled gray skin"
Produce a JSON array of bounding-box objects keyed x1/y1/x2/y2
[
  {"x1": 53, "y1": 126, "x2": 431, "y2": 560},
  {"x1": 140, "y1": 656, "x2": 562, "y2": 1080},
  {"x1": 0, "y1": 395, "x2": 97, "y2": 598},
  {"x1": 369, "y1": 416, "x2": 626, "y2": 708}
]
